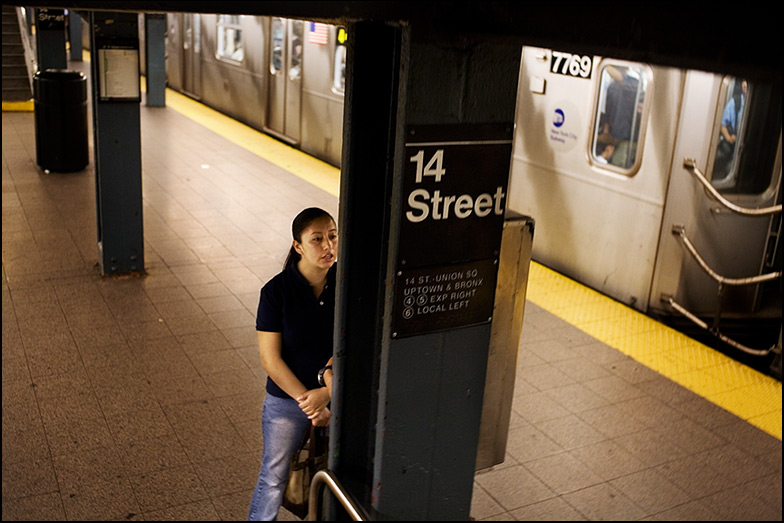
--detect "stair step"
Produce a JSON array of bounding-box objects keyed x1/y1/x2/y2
[
  {"x1": 3, "y1": 5, "x2": 35, "y2": 105},
  {"x1": 2, "y1": 73, "x2": 29, "y2": 81},
  {"x1": 2, "y1": 86, "x2": 31, "y2": 94},
  {"x1": 2, "y1": 57, "x2": 27, "y2": 67},
  {"x1": 2, "y1": 94, "x2": 33, "y2": 103},
  {"x1": 2, "y1": 75, "x2": 30, "y2": 83}
]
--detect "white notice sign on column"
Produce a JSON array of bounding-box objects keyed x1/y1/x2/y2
[{"x1": 98, "y1": 48, "x2": 140, "y2": 101}]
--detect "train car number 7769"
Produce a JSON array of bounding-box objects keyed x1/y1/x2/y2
[{"x1": 550, "y1": 51, "x2": 593, "y2": 79}]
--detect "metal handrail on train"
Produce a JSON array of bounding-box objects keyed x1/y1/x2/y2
[
  {"x1": 671, "y1": 225, "x2": 782, "y2": 287},
  {"x1": 668, "y1": 225, "x2": 781, "y2": 356},
  {"x1": 661, "y1": 294, "x2": 775, "y2": 356},
  {"x1": 308, "y1": 469, "x2": 367, "y2": 521},
  {"x1": 682, "y1": 158, "x2": 783, "y2": 216}
]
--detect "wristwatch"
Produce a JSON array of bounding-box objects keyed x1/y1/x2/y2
[{"x1": 317, "y1": 365, "x2": 333, "y2": 387}]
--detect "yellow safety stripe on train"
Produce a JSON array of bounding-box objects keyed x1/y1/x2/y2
[
  {"x1": 164, "y1": 87, "x2": 340, "y2": 198},
  {"x1": 163, "y1": 80, "x2": 781, "y2": 441},
  {"x1": 527, "y1": 262, "x2": 782, "y2": 440}
]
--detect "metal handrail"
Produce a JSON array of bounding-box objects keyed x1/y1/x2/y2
[
  {"x1": 682, "y1": 158, "x2": 782, "y2": 216},
  {"x1": 308, "y1": 469, "x2": 366, "y2": 521},
  {"x1": 15, "y1": 7, "x2": 37, "y2": 91},
  {"x1": 668, "y1": 225, "x2": 781, "y2": 357},
  {"x1": 662, "y1": 294, "x2": 775, "y2": 356},
  {"x1": 672, "y1": 225, "x2": 782, "y2": 286}
]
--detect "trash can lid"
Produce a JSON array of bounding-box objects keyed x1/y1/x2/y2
[
  {"x1": 33, "y1": 69, "x2": 88, "y2": 104},
  {"x1": 35, "y1": 69, "x2": 86, "y2": 81}
]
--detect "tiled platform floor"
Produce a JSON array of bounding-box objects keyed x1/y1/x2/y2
[{"x1": 3, "y1": 78, "x2": 781, "y2": 520}]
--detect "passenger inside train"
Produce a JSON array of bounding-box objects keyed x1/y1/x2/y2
[
  {"x1": 593, "y1": 64, "x2": 647, "y2": 170},
  {"x1": 713, "y1": 78, "x2": 747, "y2": 187}
]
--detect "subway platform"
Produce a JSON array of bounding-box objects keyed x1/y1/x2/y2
[{"x1": 2, "y1": 63, "x2": 782, "y2": 520}]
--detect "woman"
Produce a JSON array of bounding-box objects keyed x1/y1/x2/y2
[{"x1": 248, "y1": 207, "x2": 337, "y2": 521}]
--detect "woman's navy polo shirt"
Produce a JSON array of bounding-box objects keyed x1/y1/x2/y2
[{"x1": 256, "y1": 262, "x2": 336, "y2": 399}]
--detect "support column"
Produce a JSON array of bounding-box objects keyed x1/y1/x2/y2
[
  {"x1": 331, "y1": 21, "x2": 401, "y2": 515},
  {"x1": 35, "y1": 8, "x2": 67, "y2": 70},
  {"x1": 332, "y1": 21, "x2": 521, "y2": 521},
  {"x1": 68, "y1": 10, "x2": 82, "y2": 62},
  {"x1": 144, "y1": 14, "x2": 166, "y2": 107},
  {"x1": 89, "y1": 12, "x2": 144, "y2": 275}
]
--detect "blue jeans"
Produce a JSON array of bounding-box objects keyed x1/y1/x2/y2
[{"x1": 248, "y1": 394, "x2": 311, "y2": 521}]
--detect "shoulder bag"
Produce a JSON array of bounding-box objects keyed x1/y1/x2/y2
[{"x1": 282, "y1": 425, "x2": 328, "y2": 519}]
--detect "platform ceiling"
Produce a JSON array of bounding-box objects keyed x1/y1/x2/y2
[{"x1": 12, "y1": 1, "x2": 781, "y2": 82}]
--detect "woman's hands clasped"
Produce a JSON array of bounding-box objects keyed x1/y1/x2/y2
[{"x1": 297, "y1": 388, "x2": 331, "y2": 426}]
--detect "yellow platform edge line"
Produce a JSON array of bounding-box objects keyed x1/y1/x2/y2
[
  {"x1": 527, "y1": 262, "x2": 782, "y2": 441},
  {"x1": 2, "y1": 100, "x2": 34, "y2": 112},
  {"x1": 153, "y1": 80, "x2": 781, "y2": 441},
  {"x1": 163, "y1": 88, "x2": 340, "y2": 198}
]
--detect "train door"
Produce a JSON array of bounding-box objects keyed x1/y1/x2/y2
[
  {"x1": 509, "y1": 47, "x2": 683, "y2": 311},
  {"x1": 165, "y1": 14, "x2": 183, "y2": 90},
  {"x1": 181, "y1": 13, "x2": 201, "y2": 98},
  {"x1": 266, "y1": 17, "x2": 303, "y2": 144},
  {"x1": 651, "y1": 71, "x2": 781, "y2": 343}
]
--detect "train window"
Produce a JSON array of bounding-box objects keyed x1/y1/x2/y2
[
  {"x1": 183, "y1": 14, "x2": 200, "y2": 54},
  {"x1": 271, "y1": 18, "x2": 284, "y2": 74},
  {"x1": 184, "y1": 15, "x2": 191, "y2": 50},
  {"x1": 332, "y1": 27, "x2": 347, "y2": 94},
  {"x1": 711, "y1": 77, "x2": 782, "y2": 194},
  {"x1": 217, "y1": 14, "x2": 243, "y2": 63},
  {"x1": 590, "y1": 62, "x2": 651, "y2": 174},
  {"x1": 289, "y1": 20, "x2": 303, "y2": 81},
  {"x1": 193, "y1": 14, "x2": 201, "y2": 55}
]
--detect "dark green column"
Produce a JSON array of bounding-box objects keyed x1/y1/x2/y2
[
  {"x1": 332, "y1": 20, "x2": 521, "y2": 520},
  {"x1": 68, "y1": 11, "x2": 82, "y2": 62},
  {"x1": 144, "y1": 14, "x2": 166, "y2": 107},
  {"x1": 35, "y1": 8, "x2": 67, "y2": 70},
  {"x1": 330, "y1": 20, "x2": 401, "y2": 515},
  {"x1": 89, "y1": 11, "x2": 144, "y2": 275}
]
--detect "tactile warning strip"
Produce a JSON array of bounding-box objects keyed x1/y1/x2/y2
[{"x1": 527, "y1": 262, "x2": 782, "y2": 440}]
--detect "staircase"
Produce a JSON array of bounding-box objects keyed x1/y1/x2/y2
[{"x1": 2, "y1": 5, "x2": 34, "y2": 103}]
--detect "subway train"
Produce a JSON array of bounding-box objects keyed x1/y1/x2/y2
[
  {"x1": 163, "y1": 13, "x2": 346, "y2": 167},
  {"x1": 161, "y1": 13, "x2": 782, "y2": 377}
]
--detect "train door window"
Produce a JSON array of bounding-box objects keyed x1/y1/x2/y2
[
  {"x1": 289, "y1": 20, "x2": 303, "y2": 81},
  {"x1": 590, "y1": 62, "x2": 652, "y2": 174},
  {"x1": 184, "y1": 15, "x2": 191, "y2": 50},
  {"x1": 217, "y1": 14, "x2": 243, "y2": 62},
  {"x1": 193, "y1": 14, "x2": 201, "y2": 54},
  {"x1": 711, "y1": 77, "x2": 782, "y2": 195},
  {"x1": 332, "y1": 26, "x2": 348, "y2": 94},
  {"x1": 271, "y1": 17, "x2": 284, "y2": 74},
  {"x1": 183, "y1": 14, "x2": 200, "y2": 54}
]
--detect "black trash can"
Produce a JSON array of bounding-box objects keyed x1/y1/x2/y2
[{"x1": 33, "y1": 69, "x2": 88, "y2": 172}]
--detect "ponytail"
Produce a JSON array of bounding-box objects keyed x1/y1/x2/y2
[{"x1": 284, "y1": 246, "x2": 301, "y2": 268}]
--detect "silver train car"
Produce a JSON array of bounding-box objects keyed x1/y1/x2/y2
[
  {"x1": 163, "y1": 15, "x2": 781, "y2": 376},
  {"x1": 509, "y1": 48, "x2": 781, "y2": 376},
  {"x1": 165, "y1": 13, "x2": 346, "y2": 167}
]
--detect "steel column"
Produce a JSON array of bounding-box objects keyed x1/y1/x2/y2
[
  {"x1": 35, "y1": 8, "x2": 67, "y2": 70},
  {"x1": 144, "y1": 13, "x2": 166, "y2": 107},
  {"x1": 332, "y1": 20, "x2": 521, "y2": 520},
  {"x1": 89, "y1": 11, "x2": 144, "y2": 275},
  {"x1": 68, "y1": 10, "x2": 82, "y2": 61}
]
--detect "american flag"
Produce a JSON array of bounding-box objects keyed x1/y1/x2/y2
[{"x1": 308, "y1": 22, "x2": 328, "y2": 45}]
